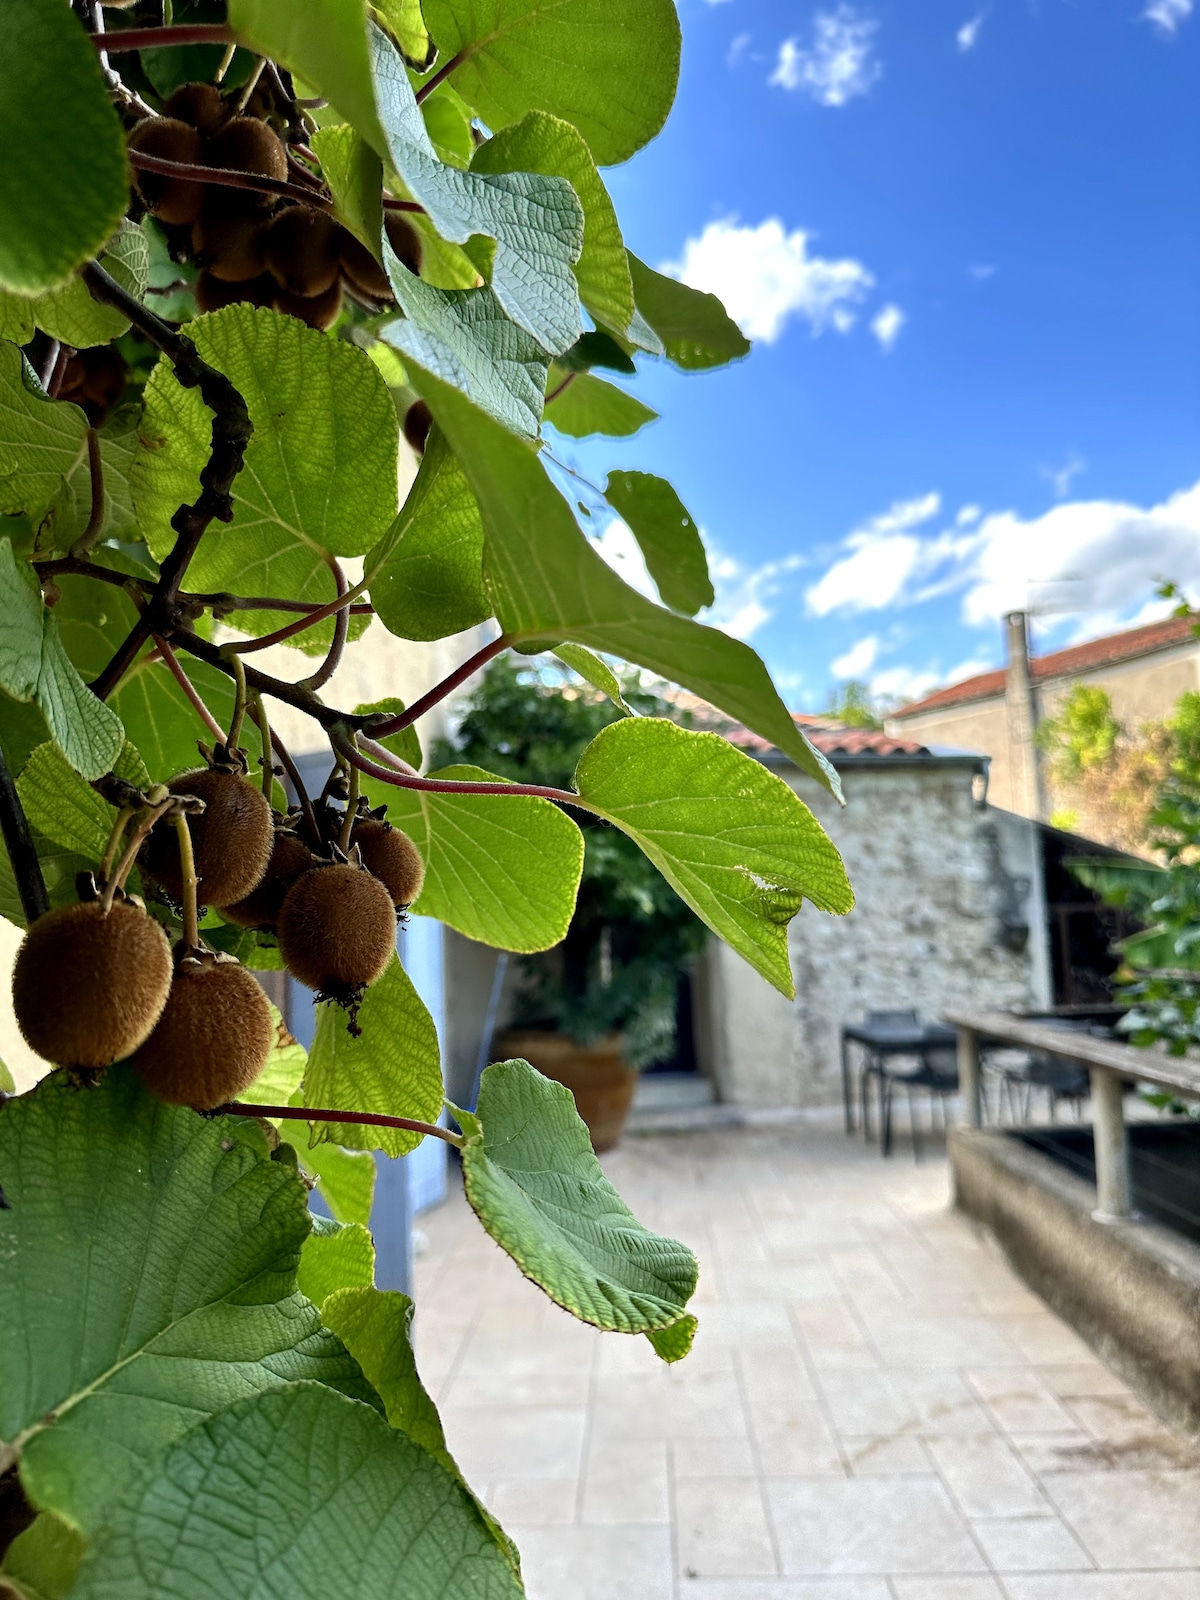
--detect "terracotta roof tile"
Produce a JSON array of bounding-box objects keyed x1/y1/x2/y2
[{"x1": 892, "y1": 613, "x2": 1198, "y2": 719}]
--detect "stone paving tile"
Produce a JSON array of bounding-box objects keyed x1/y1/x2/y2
[{"x1": 412, "y1": 1123, "x2": 1200, "y2": 1598}]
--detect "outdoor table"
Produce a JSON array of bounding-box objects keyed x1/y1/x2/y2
[{"x1": 840, "y1": 1020, "x2": 959, "y2": 1136}]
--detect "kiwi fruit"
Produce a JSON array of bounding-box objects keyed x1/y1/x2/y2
[
  {"x1": 162, "y1": 81, "x2": 231, "y2": 136},
  {"x1": 205, "y1": 116, "x2": 289, "y2": 185},
  {"x1": 273, "y1": 278, "x2": 343, "y2": 331},
  {"x1": 131, "y1": 956, "x2": 274, "y2": 1110},
  {"x1": 338, "y1": 230, "x2": 391, "y2": 301},
  {"x1": 384, "y1": 211, "x2": 423, "y2": 276},
  {"x1": 403, "y1": 399, "x2": 433, "y2": 455},
  {"x1": 142, "y1": 767, "x2": 274, "y2": 907},
  {"x1": 12, "y1": 900, "x2": 172, "y2": 1069},
  {"x1": 263, "y1": 206, "x2": 341, "y2": 296},
  {"x1": 128, "y1": 117, "x2": 207, "y2": 225},
  {"x1": 195, "y1": 271, "x2": 276, "y2": 314},
  {"x1": 220, "y1": 828, "x2": 316, "y2": 929},
  {"x1": 352, "y1": 818, "x2": 425, "y2": 908},
  {"x1": 191, "y1": 212, "x2": 268, "y2": 282},
  {"x1": 277, "y1": 863, "x2": 396, "y2": 996},
  {"x1": 59, "y1": 346, "x2": 128, "y2": 426}
]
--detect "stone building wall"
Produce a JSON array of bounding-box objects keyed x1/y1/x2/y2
[{"x1": 696, "y1": 757, "x2": 1052, "y2": 1107}]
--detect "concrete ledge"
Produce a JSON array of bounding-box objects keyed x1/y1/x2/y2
[{"x1": 950, "y1": 1126, "x2": 1200, "y2": 1436}]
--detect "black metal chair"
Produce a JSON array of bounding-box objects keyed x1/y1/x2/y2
[
  {"x1": 879, "y1": 1044, "x2": 959, "y2": 1160},
  {"x1": 859, "y1": 1009, "x2": 919, "y2": 1141}
]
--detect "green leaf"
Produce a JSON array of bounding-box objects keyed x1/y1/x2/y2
[
  {"x1": 71, "y1": 1383, "x2": 526, "y2": 1600},
  {"x1": 552, "y1": 643, "x2": 632, "y2": 714},
  {"x1": 16, "y1": 739, "x2": 146, "y2": 861},
  {"x1": 645, "y1": 1315, "x2": 697, "y2": 1364},
  {"x1": 0, "y1": 343, "x2": 89, "y2": 527},
  {"x1": 628, "y1": 252, "x2": 750, "y2": 371},
  {"x1": 298, "y1": 1218, "x2": 376, "y2": 1307},
  {"x1": 422, "y1": 0, "x2": 682, "y2": 166},
  {"x1": 574, "y1": 718, "x2": 853, "y2": 995},
  {"x1": 0, "y1": 1512, "x2": 85, "y2": 1600},
  {"x1": 238, "y1": 1004, "x2": 308, "y2": 1105},
  {"x1": 472, "y1": 112, "x2": 634, "y2": 334},
  {"x1": 0, "y1": 0, "x2": 129, "y2": 293},
  {"x1": 0, "y1": 297, "x2": 34, "y2": 346},
  {"x1": 0, "y1": 1069, "x2": 375, "y2": 1535},
  {"x1": 372, "y1": 0, "x2": 435, "y2": 66},
  {"x1": 38, "y1": 407, "x2": 142, "y2": 556},
  {"x1": 358, "y1": 762, "x2": 584, "y2": 952},
  {"x1": 0, "y1": 1058, "x2": 14, "y2": 1095},
  {"x1": 0, "y1": 537, "x2": 47, "y2": 703},
  {"x1": 322, "y1": 1286, "x2": 523, "y2": 1576},
  {"x1": 16, "y1": 223, "x2": 150, "y2": 350},
  {"x1": 372, "y1": 23, "x2": 584, "y2": 357},
  {"x1": 112, "y1": 655, "x2": 238, "y2": 785},
  {"x1": 303, "y1": 953, "x2": 443, "y2": 1156},
  {"x1": 368, "y1": 428, "x2": 491, "y2": 641},
  {"x1": 405, "y1": 364, "x2": 844, "y2": 798},
  {"x1": 311, "y1": 124, "x2": 383, "y2": 252},
  {"x1": 462, "y1": 1058, "x2": 697, "y2": 1337},
  {"x1": 228, "y1": 0, "x2": 388, "y2": 154},
  {"x1": 545, "y1": 369, "x2": 658, "y2": 438},
  {"x1": 294, "y1": 1139, "x2": 377, "y2": 1226},
  {"x1": 604, "y1": 470, "x2": 713, "y2": 616},
  {"x1": 421, "y1": 87, "x2": 475, "y2": 168},
  {"x1": 355, "y1": 697, "x2": 422, "y2": 771},
  {"x1": 132, "y1": 306, "x2": 400, "y2": 646}
]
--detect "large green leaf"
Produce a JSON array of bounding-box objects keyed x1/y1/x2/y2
[
  {"x1": 303, "y1": 953, "x2": 443, "y2": 1156},
  {"x1": 405, "y1": 365, "x2": 843, "y2": 798},
  {"x1": 422, "y1": 0, "x2": 681, "y2": 166},
  {"x1": 36, "y1": 407, "x2": 142, "y2": 556},
  {"x1": 0, "y1": 1511, "x2": 85, "y2": 1600},
  {"x1": 460, "y1": 1059, "x2": 698, "y2": 1345},
  {"x1": 112, "y1": 655, "x2": 238, "y2": 784},
  {"x1": 367, "y1": 429, "x2": 491, "y2": 641},
  {"x1": 552, "y1": 643, "x2": 632, "y2": 714},
  {"x1": 355, "y1": 697, "x2": 423, "y2": 771},
  {"x1": 132, "y1": 305, "x2": 399, "y2": 647},
  {"x1": 374, "y1": 0, "x2": 434, "y2": 65},
  {"x1": 472, "y1": 112, "x2": 633, "y2": 334},
  {"x1": 604, "y1": 470, "x2": 713, "y2": 616},
  {"x1": 71, "y1": 1383, "x2": 525, "y2": 1600},
  {"x1": 574, "y1": 718, "x2": 852, "y2": 996},
  {"x1": 544, "y1": 370, "x2": 658, "y2": 438},
  {"x1": 0, "y1": 343, "x2": 89, "y2": 526},
  {"x1": 628, "y1": 252, "x2": 750, "y2": 371},
  {"x1": 0, "y1": 1070, "x2": 374, "y2": 1535},
  {"x1": 16, "y1": 739, "x2": 147, "y2": 862},
  {"x1": 371, "y1": 24, "x2": 583, "y2": 357},
  {"x1": 298, "y1": 1218, "x2": 375, "y2": 1307},
  {"x1": 358, "y1": 763, "x2": 584, "y2": 952},
  {"x1": 311, "y1": 124, "x2": 383, "y2": 252},
  {"x1": 293, "y1": 1139, "x2": 377, "y2": 1226},
  {"x1": 0, "y1": 0, "x2": 129, "y2": 293},
  {"x1": 12, "y1": 224, "x2": 150, "y2": 350}
]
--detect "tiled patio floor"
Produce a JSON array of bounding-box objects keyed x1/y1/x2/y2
[{"x1": 412, "y1": 1118, "x2": 1200, "y2": 1600}]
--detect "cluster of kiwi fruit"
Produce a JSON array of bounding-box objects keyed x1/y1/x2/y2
[
  {"x1": 11, "y1": 756, "x2": 425, "y2": 1111},
  {"x1": 127, "y1": 79, "x2": 423, "y2": 331}
]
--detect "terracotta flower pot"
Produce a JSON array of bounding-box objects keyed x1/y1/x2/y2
[{"x1": 496, "y1": 1030, "x2": 637, "y2": 1153}]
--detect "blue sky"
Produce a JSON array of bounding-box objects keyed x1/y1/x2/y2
[{"x1": 559, "y1": 0, "x2": 1199, "y2": 711}]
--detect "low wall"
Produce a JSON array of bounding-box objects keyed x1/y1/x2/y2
[{"x1": 951, "y1": 1127, "x2": 1200, "y2": 1436}]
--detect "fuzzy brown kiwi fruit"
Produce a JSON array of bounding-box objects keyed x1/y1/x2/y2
[
  {"x1": 352, "y1": 818, "x2": 425, "y2": 908},
  {"x1": 384, "y1": 211, "x2": 423, "y2": 276},
  {"x1": 205, "y1": 116, "x2": 289, "y2": 185},
  {"x1": 219, "y1": 828, "x2": 316, "y2": 929},
  {"x1": 263, "y1": 206, "x2": 341, "y2": 296},
  {"x1": 142, "y1": 768, "x2": 274, "y2": 907},
  {"x1": 12, "y1": 900, "x2": 172, "y2": 1069},
  {"x1": 128, "y1": 117, "x2": 207, "y2": 225},
  {"x1": 162, "y1": 81, "x2": 231, "y2": 136},
  {"x1": 59, "y1": 346, "x2": 128, "y2": 427},
  {"x1": 277, "y1": 864, "x2": 396, "y2": 996},
  {"x1": 131, "y1": 956, "x2": 274, "y2": 1110},
  {"x1": 191, "y1": 212, "x2": 268, "y2": 282},
  {"x1": 338, "y1": 230, "x2": 391, "y2": 302},
  {"x1": 195, "y1": 271, "x2": 276, "y2": 314},
  {"x1": 403, "y1": 399, "x2": 433, "y2": 455},
  {"x1": 273, "y1": 278, "x2": 343, "y2": 331}
]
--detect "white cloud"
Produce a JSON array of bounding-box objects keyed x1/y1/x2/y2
[
  {"x1": 804, "y1": 494, "x2": 943, "y2": 615},
  {"x1": 1144, "y1": 0, "x2": 1193, "y2": 33},
  {"x1": 831, "y1": 635, "x2": 880, "y2": 678},
  {"x1": 770, "y1": 7, "x2": 881, "y2": 106},
  {"x1": 1041, "y1": 452, "x2": 1086, "y2": 501},
  {"x1": 956, "y1": 504, "x2": 981, "y2": 526},
  {"x1": 804, "y1": 479, "x2": 1200, "y2": 639},
  {"x1": 705, "y1": 548, "x2": 807, "y2": 640},
  {"x1": 870, "y1": 303, "x2": 906, "y2": 351},
  {"x1": 727, "y1": 31, "x2": 752, "y2": 64},
  {"x1": 663, "y1": 218, "x2": 873, "y2": 344},
  {"x1": 968, "y1": 263, "x2": 997, "y2": 280},
  {"x1": 956, "y1": 11, "x2": 987, "y2": 51}
]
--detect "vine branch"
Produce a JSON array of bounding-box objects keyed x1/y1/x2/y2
[
  {"x1": 92, "y1": 24, "x2": 234, "y2": 52},
  {"x1": 226, "y1": 1101, "x2": 464, "y2": 1148},
  {"x1": 365, "y1": 635, "x2": 510, "y2": 737},
  {"x1": 0, "y1": 745, "x2": 48, "y2": 924},
  {"x1": 414, "y1": 49, "x2": 470, "y2": 105},
  {"x1": 335, "y1": 734, "x2": 584, "y2": 807},
  {"x1": 127, "y1": 150, "x2": 331, "y2": 211}
]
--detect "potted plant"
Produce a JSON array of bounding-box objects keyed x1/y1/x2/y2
[{"x1": 440, "y1": 659, "x2": 709, "y2": 1149}]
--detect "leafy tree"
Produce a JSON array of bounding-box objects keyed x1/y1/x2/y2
[
  {"x1": 1038, "y1": 684, "x2": 1121, "y2": 781},
  {"x1": 0, "y1": 4, "x2": 853, "y2": 1595},
  {"x1": 440, "y1": 657, "x2": 709, "y2": 1065},
  {"x1": 824, "y1": 680, "x2": 884, "y2": 729}
]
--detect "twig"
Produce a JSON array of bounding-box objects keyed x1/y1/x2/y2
[
  {"x1": 225, "y1": 1101, "x2": 464, "y2": 1147},
  {"x1": 35, "y1": 340, "x2": 60, "y2": 391},
  {"x1": 0, "y1": 745, "x2": 48, "y2": 924},
  {"x1": 381, "y1": 198, "x2": 427, "y2": 214},
  {"x1": 35, "y1": 558, "x2": 150, "y2": 599},
  {"x1": 47, "y1": 345, "x2": 72, "y2": 399},
  {"x1": 365, "y1": 635, "x2": 509, "y2": 737},
  {"x1": 545, "y1": 371, "x2": 576, "y2": 407},
  {"x1": 187, "y1": 589, "x2": 373, "y2": 617},
  {"x1": 359, "y1": 734, "x2": 418, "y2": 779},
  {"x1": 213, "y1": 40, "x2": 238, "y2": 83},
  {"x1": 336, "y1": 734, "x2": 583, "y2": 806},
  {"x1": 232, "y1": 55, "x2": 267, "y2": 114},
  {"x1": 173, "y1": 809, "x2": 201, "y2": 953},
  {"x1": 269, "y1": 728, "x2": 318, "y2": 839},
  {"x1": 338, "y1": 748, "x2": 360, "y2": 853},
  {"x1": 249, "y1": 692, "x2": 274, "y2": 800},
  {"x1": 299, "y1": 555, "x2": 350, "y2": 692},
  {"x1": 224, "y1": 650, "x2": 249, "y2": 752},
  {"x1": 414, "y1": 48, "x2": 469, "y2": 105},
  {"x1": 222, "y1": 576, "x2": 365, "y2": 657},
  {"x1": 128, "y1": 150, "x2": 331, "y2": 210},
  {"x1": 92, "y1": 24, "x2": 233, "y2": 52},
  {"x1": 82, "y1": 261, "x2": 252, "y2": 701},
  {"x1": 101, "y1": 794, "x2": 174, "y2": 910},
  {"x1": 70, "y1": 430, "x2": 106, "y2": 560},
  {"x1": 153, "y1": 635, "x2": 227, "y2": 742}
]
